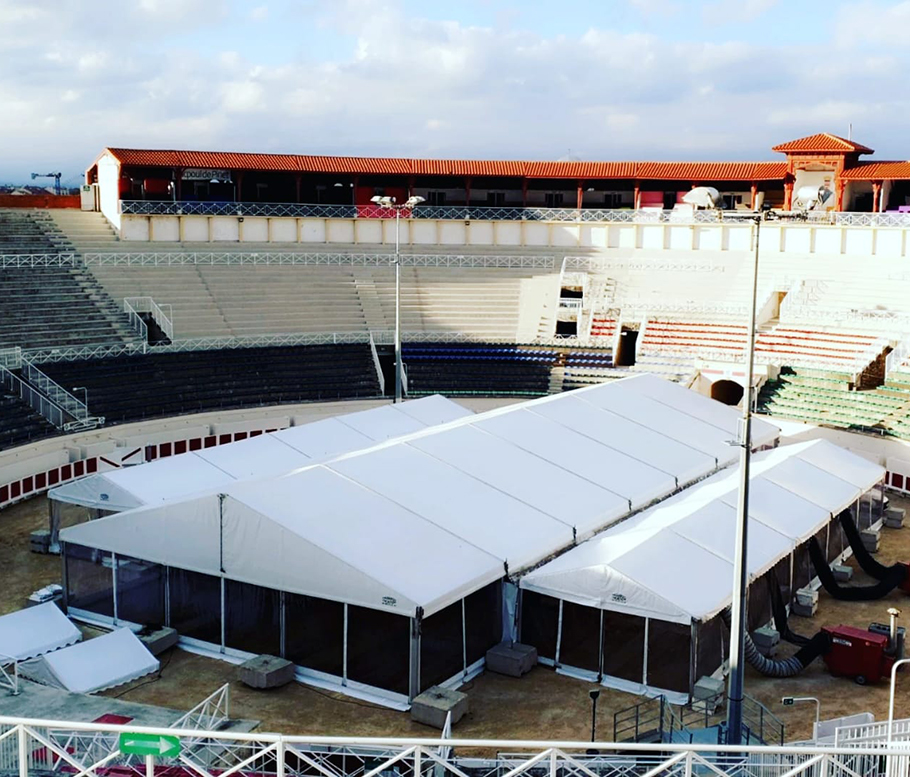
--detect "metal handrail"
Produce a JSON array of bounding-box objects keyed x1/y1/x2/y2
[
  {"x1": 124, "y1": 296, "x2": 175, "y2": 341},
  {"x1": 21, "y1": 359, "x2": 91, "y2": 421},
  {"x1": 0, "y1": 365, "x2": 68, "y2": 428},
  {"x1": 368, "y1": 332, "x2": 385, "y2": 396},
  {"x1": 83, "y1": 252, "x2": 557, "y2": 269},
  {"x1": 0, "y1": 253, "x2": 78, "y2": 267},
  {"x1": 122, "y1": 298, "x2": 149, "y2": 345}
]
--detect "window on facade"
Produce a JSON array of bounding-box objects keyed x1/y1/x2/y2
[
  {"x1": 604, "y1": 192, "x2": 623, "y2": 208},
  {"x1": 545, "y1": 192, "x2": 564, "y2": 208},
  {"x1": 486, "y1": 191, "x2": 506, "y2": 207},
  {"x1": 427, "y1": 191, "x2": 446, "y2": 206}
]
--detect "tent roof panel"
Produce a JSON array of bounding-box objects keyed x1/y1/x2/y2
[
  {"x1": 409, "y1": 425, "x2": 630, "y2": 535},
  {"x1": 103, "y1": 454, "x2": 234, "y2": 504},
  {"x1": 476, "y1": 409, "x2": 674, "y2": 509},
  {"x1": 194, "y1": 434, "x2": 313, "y2": 479},
  {"x1": 388, "y1": 394, "x2": 474, "y2": 427},
  {"x1": 532, "y1": 396, "x2": 715, "y2": 485},
  {"x1": 333, "y1": 404, "x2": 430, "y2": 442},
  {"x1": 229, "y1": 467, "x2": 504, "y2": 615},
  {"x1": 761, "y1": 456, "x2": 860, "y2": 515},
  {"x1": 329, "y1": 445, "x2": 575, "y2": 570}
]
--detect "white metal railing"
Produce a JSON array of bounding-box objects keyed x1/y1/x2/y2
[
  {"x1": 123, "y1": 298, "x2": 148, "y2": 343},
  {"x1": 0, "y1": 347, "x2": 22, "y2": 370},
  {"x1": 0, "y1": 253, "x2": 78, "y2": 267},
  {"x1": 368, "y1": 331, "x2": 385, "y2": 395},
  {"x1": 886, "y1": 342, "x2": 910, "y2": 376},
  {"x1": 0, "y1": 655, "x2": 18, "y2": 696},
  {"x1": 83, "y1": 252, "x2": 558, "y2": 269},
  {"x1": 564, "y1": 255, "x2": 728, "y2": 273},
  {"x1": 20, "y1": 359, "x2": 92, "y2": 422},
  {"x1": 170, "y1": 683, "x2": 230, "y2": 731},
  {"x1": 0, "y1": 365, "x2": 67, "y2": 428},
  {"x1": 0, "y1": 714, "x2": 905, "y2": 777}
]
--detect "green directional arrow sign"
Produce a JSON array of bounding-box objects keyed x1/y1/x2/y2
[{"x1": 118, "y1": 733, "x2": 181, "y2": 758}]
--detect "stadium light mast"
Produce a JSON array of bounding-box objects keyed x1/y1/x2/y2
[
  {"x1": 724, "y1": 209, "x2": 764, "y2": 746},
  {"x1": 370, "y1": 195, "x2": 425, "y2": 403}
]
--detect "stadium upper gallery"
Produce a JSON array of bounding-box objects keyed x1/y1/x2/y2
[{"x1": 7, "y1": 129, "x2": 910, "y2": 776}]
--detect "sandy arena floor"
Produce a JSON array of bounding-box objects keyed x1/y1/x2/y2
[{"x1": 5, "y1": 494, "x2": 910, "y2": 744}]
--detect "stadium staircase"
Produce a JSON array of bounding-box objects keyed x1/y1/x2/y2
[
  {"x1": 49, "y1": 210, "x2": 120, "y2": 252},
  {"x1": 613, "y1": 692, "x2": 784, "y2": 746},
  {"x1": 0, "y1": 391, "x2": 57, "y2": 450}
]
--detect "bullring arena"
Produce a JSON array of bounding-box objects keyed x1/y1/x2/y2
[{"x1": 4, "y1": 132, "x2": 910, "y2": 777}]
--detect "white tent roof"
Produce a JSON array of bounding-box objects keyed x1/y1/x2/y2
[
  {"x1": 19, "y1": 628, "x2": 158, "y2": 693},
  {"x1": 521, "y1": 439, "x2": 883, "y2": 624},
  {"x1": 49, "y1": 395, "x2": 474, "y2": 511},
  {"x1": 61, "y1": 375, "x2": 777, "y2": 618},
  {"x1": 0, "y1": 603, "x2": 81, "y2": 661}
]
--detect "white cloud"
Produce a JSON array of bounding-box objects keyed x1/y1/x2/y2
[
  {"x1": 2, "y1": 0, "x2": 910, "y2": 182},
  {"x1": 249, "y1": 5, "x2": 268, "y2": 21}
]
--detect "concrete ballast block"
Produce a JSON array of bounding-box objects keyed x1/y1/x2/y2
[
  {"x1": 239, "y1": 655, "x2": 295, "y2": 689},
  {"x1": 139, "y1": 627, "x2": 179, "y2": 656},
  {"x1": 833, "y1": 564, "x2": 853, "y2": 582},
  {"x1": 485, "y1": 642, "x2": 538, "y2": 677},
  {"x1": 792, "y1": 600, "x2": 818, "y2": 618},
  {"x1": 796, "y1": 588, "x2": 818, "y2": 608},
  {"x1": 861, "y1": 529, "x2": 881, "y2": 553},
  {"x1": 885, "y1": 507, "x2": 905, "y2": 529},
  {"x1": 410, "y1": 686, "x2": 469, "y2": 729},
  {"x1": 29, "y1": 530, "x2": 51, "y2": 554},
  {"x1": 752, "y1": 627, "x2": 780, "y2": 649}
]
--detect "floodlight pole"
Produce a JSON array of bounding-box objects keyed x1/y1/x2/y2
[
  {"x1": 394, "y1": 206, "x2": 402, "y2": 404},
  {"x1": 726, "y1": 212, "x2": 762, "y2": 746}
]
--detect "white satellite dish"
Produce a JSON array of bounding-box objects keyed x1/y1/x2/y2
[{"x1": 682, "y1": 186, "x2": 722, "y2": 209}]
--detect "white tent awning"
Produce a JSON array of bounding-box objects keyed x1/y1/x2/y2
[
  {"x1": 19, "y1": 628, "x2": 158, "y2": 693},
  {"x1": 0, "y1": 603, "x2": 82, "y2": 661}
]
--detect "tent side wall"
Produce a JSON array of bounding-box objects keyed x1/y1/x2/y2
[
  {"x1": 518, "y1": 591, "x2": 695, "y2": 702},
  {"x1": 62, "y1": 542, "x2": 504, "y2": 706}
]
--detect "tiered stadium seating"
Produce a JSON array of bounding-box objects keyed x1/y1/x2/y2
[
  {"x1": 562, "y1": 350, "x2": 629, "y2": 389},
  {"x1": 757, "y1": 367, "x2": 910, "y2": 433},
  {"x1": 638, "y1": 319, "x2": 749, "y2": 356},
  {"x1": 753, "y1": 326, "x2": 882, "y2": 372},
  {"x1": 89, "y1": 264, "x2": 367, "y2": 339},
  {"x1": 588, "y1": 315, "x2": 617, "y2": 340},
  {"x1": 403, "y1": 344, "x2": 556, "y2": 397},
  {"x1": 0, "y1": 265, "x2": 140, "y2": 349},
  {"x1": 0, "y1": 209, "x2": 68, "y2": 254},
  {"x1": 39, "y1": 345, "x2": 380, "y2": 424},
  {"x1": 0, "y1": 391, "x2": 57, "y2": 450}
]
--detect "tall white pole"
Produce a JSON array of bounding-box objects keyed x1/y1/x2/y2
[
  {"x1": 726, "y1": 214, "x2": 762, "y2": 745},
  {"x1": 887, "y1": 658, "x2": 910, "y2": 759},
  {"x1": 394, "y1": 206, "x2": 402, "y2": 404}
]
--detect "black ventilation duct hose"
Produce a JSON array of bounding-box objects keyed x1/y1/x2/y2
[
  {"x1": 809, "y1": 538, "x2": 907, "y2": 601},
  {"x1": 839, "y1": 511, "x2": 907, "y2": 581},
  {"x1": 768, "y1": 576, "x2": 812, "y2": 646},
  {"x1": 720, "y1": 607, "x2": 831, "y2": 678}
]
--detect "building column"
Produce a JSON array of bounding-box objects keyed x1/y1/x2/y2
[
  {"x1": 783, "y1": 180, "x2": 794, "y2": 210},
  {"x1": 576, "y1": 180, "x2": 584, "y2": 210},
  {"x1": 633, "y1": 179, "x2": 641, "y2": 210},
  {"x1": 235, "y1": 171, "x2": 244, "y2": 202},
  {"x1": 175, "y1": 169, "x2": 184, "y2": 200},
  {"x1": 465, "y1": 176, "x2": 472, "y2": 207},
  {"x1": 835, "y1": 179, "x2": 847, "y2": 212},
  {"x1": 408, "y1": 175, "x2": 415, "y2": 198},
  {"x1": 750, "y1": 183, "x2": 758, "y2": 210},
  {"x1": 521, "y1": 178, "x2": 529, "y2": 207},
  {"x1": 872, "y1": 181, "x2": 882, "y2": 213}
]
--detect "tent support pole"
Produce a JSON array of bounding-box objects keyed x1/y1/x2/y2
[
  {"x1": 342, "y1": 604, "x2": 349, "y2": 686},
  {"x1": 461, "y1": 600, "x2": 467, "y2": 677},
  {"x1": 409, "y1": 610, "x2": 422, "y2": 701},
  {"x1": 112, "y1": 552, "x2": 119, "y2": 625},
  {"x1": 164, "y1": 567, "x2": 171, "y2": 628},
  {"x1": 642, "y1": 618, "x2": 649, "y2": 686},
  {"x1": 220, "y1": 577, "x2": 226, "y2": 654},
  {"x1": 555, "y1": 600, "x2": 564, "y2": 667},
  {"x1": 598, "y1": 609, "x2": 604, "y2": 681},
  {"x1": 279, "y1": 591, "x2": 286, "y2": 659}
]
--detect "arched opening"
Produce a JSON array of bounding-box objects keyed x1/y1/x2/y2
[{"x1": 711, "y1": 379, "x2": 744, "y2": 407}]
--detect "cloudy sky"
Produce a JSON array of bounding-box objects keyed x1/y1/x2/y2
[{"x1": 2, "y1": 0, "x2": 909, "y2": 184}]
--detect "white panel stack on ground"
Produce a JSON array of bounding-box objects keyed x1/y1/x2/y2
[{"x1": 19, "y1": 628, "x2": 158, "y2": 694}]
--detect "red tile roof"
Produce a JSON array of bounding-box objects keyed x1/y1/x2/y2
[
  {"x1": 101, "y1": 148, "x2": 786, "y2": 181},
  {"x1": 771, "y1": 133, "x2": 873, "y2": 154},
  {"x1": 841, "y1": 161, "x2": 910, "y2": 180}
]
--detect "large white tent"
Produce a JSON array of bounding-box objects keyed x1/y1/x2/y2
[
  {"x1": 59, "y1": 374, "x2": 778, "y2": 706},
  {"x1": 48, "y1": 395, "x2": 474, "y2": 513},
  {"x1": 519, "y1": 439, "x2": 885, "y2": 701}
]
